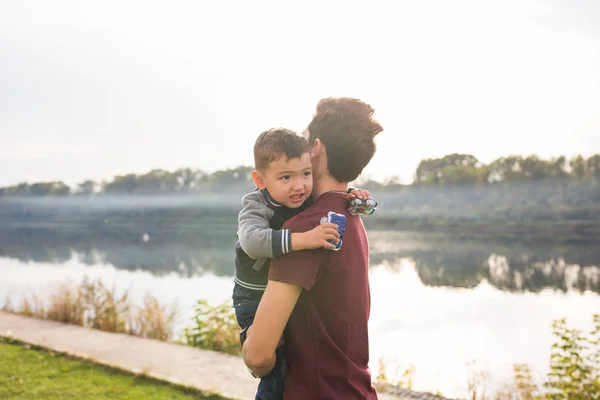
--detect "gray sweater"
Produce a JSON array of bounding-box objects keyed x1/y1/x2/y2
[{"x1": 233, "y1": 189, "x2": 311, "y2": 293}]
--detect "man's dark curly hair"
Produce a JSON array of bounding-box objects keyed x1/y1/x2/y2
[{"x1": 306, "y1": 97, "x2": 383, "y2": 182}]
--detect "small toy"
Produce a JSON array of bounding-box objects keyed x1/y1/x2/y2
[
  {"x1": 347, "y1": 197, "x2": 378, "y2": 216},
  {"x1": 320, "y1": 211, "x2": 347, "y2": 251}
]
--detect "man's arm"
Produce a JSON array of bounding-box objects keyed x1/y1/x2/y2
[
  {"x1": 242, "y1": 280, "x2": 301, "y2": 377},
  {"x1": 243, "y1": 217, "x2": 327, "y2": 377}
]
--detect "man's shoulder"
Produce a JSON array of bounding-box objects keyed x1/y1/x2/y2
[{"x1": 282, "y1": 202, "x2": 330, "y2": 231}]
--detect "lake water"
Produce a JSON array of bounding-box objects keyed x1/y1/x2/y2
[{"x1": 1, "y1": 228, "x2": 598, "y2": 398}]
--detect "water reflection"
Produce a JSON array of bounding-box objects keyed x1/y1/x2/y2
[
  {"x1": 1, "y1": 229, "x2": 599, "y2": 398},
  {"x1": 367, "y1": 260, "x2": 600, "y2": 397},
  {"x1": 0, "y1": 227, "x2": 235, "y2": 278},
  {"x1": 1, "y1": 228, "x2": 598, "y2": 294},
  {"x1": 368, "y1": 231, "x2": 600, "y2": 293}
]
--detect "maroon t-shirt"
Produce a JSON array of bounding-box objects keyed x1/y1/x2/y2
[{"x1": 269, "y1": 191, "x2": 378, "y2": 400}]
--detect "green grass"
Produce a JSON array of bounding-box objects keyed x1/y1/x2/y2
[{"x1": 0, "y1": 338, "x2": 228, "y2": 400}]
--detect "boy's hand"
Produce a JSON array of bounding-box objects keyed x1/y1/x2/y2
[
  {"x1": 348, "y1": 188, "x2": 370, "y2": 200},
  {"x1": 306, "y1": 223, "x2": 340, "y2": 249},
  {"x1": 292, "y1": 223, "x2": 340, "y2": 251}
]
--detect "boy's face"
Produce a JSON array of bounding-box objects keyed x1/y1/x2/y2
[{"x1": 252, "y1": 152, "x2": 313, "y2": 208}]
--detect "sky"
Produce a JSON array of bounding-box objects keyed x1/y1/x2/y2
[{"x1": 1, "y1": 0, "x2": 599, "y2": 187}]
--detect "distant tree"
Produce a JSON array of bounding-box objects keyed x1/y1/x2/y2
[
  {"x1": 415, "y1": 154, "x2": 479, "y2": 185},
  {"x1": 209, "y1": 166, "x2": 254, "y2": 190},
  {"x1": 475, "y1": 165, "x2": 490, "y2": 186},
  {"x1": 383, "y1": 176, "x2": 405, "y2": 191},
  {"x1": 103, "y1": 174, "x2": 138, "y2": 194},
  {"x1": 50, "y1": 182, "x2": 71, "y2": 196},
  {"x1": 136, "y1": 169, "x2": 178, "y2": 193},
  {"x1": 76, "y1": 180, "x2": 99, "y2": 196},
  {"x1": 587, "y1": 154, "x2": 600, "y2": 181},
  {"x1": 570, "y1": 155, "x2": 586, "y2": 182},
  {"x1": 487, "y1": 156, "x2": 525, "y2": 183},
  {"x1": 0, "y1": 181, "x2": 70, "y2": 197},
  {"x1": 548, "y1": 156, "x2": 568, "y2": 179},
  {"x1": 1, "y1": 182, "x2": 30, "y2": 196},
  {"x1": 172, "y1": 168, "x2": 204, "y2": 191},
  {"x1": 438, "y1": 164, "x2": 479, "y2": 185},
  {"x1": 520, "y1": 155, "x2": 549, "y2": 180}
]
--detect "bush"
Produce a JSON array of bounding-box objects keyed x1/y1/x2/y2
[
  {"x1": 544, "y1": 315, "x2": 600, "y2": 399},
  {"x1": 3, "y1": 277, "x2": 178, "y2": 341},
  {"x1": 184, "y1": 300, "x2": 240, "y2": 356}
]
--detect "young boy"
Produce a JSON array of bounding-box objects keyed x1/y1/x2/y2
[{"x1": 233, "y1": 127, "x2": 372, "y2": 400}]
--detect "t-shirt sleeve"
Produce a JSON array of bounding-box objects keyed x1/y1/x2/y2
[{"x1": 268, "y1": 218, "x2": 328, "y2": 291}]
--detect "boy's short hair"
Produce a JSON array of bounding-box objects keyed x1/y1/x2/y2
[
  {"x1": 254, "y1": 128, "x2": 311, "y2": 172},
  {"x1": 307, "y1": 97, "x2": 383, "y2": 182}
]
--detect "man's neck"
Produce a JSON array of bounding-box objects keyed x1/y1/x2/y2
[{"x1": 312, "y1": 174, "x2": 348, "y2": 200}]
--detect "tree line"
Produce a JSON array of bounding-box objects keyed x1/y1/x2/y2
[
  {"x1": 1, "y1": 153, "x2": 599, "y2": 197},
  {"x1": 0, "y1": 166, "x2": 255, "y2": 197},
  {"x1": 412, "y1": 153, "x2": 599, "y2": 186}
]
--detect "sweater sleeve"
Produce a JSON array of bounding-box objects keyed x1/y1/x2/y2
[{"x1": 237, "y1": 192, "x2": 293, "y2": 259}]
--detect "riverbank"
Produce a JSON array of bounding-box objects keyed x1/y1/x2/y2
[
  {"x1": 0, "y1": 311, "x2": 441, "y2": 400},
  {"x1": 0, "y1": 311, "x2": 263, "y2": 400},
  {"x1": 0, "y1": 337, "x2": 224, "y2": 399}
]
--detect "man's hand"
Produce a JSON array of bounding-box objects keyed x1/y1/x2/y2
[{"x1": 291, "y1": 223, "x2": 339, "y2": 251}]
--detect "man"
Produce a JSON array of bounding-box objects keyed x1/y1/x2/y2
[{"x1": 242, "y1": 97, "x2": 384, "y2": 399}]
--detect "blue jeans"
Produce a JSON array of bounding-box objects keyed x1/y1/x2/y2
[{"x1": 233, "y1": 284, "x2": 286, "y2": 400}]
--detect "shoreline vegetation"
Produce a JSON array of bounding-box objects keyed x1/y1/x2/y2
[
  {"x1": 2, "y1": 278, "x2": 599, "y2": 399},
  {"x1": 2, "y1": 278, "x2": 179, "y2": 342}
]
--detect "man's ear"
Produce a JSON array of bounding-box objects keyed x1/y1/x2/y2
[
  {"x1": 312, "y1": 138, "x2": 323, "y2": 158},
  {"x1": 251, "y1": 170, "x2": 267, "y2": 190}
]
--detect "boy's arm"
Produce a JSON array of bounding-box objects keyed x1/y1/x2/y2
[
  {"x1": 239, "y1": 192, "x2": 341, "y2": 257},
  {"x1": 238, "y1": 192, "x2": 290, "y2": 259}
]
